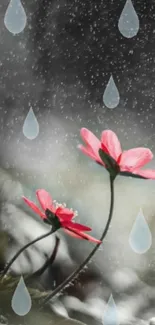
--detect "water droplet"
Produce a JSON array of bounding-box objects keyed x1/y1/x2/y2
[
  {"x1": 23, "y1": 107, "x2": 39, "y2": 140},
  {"x1": 4, "y1": 0, "x2": 27, "y2": 35},
  {"x1": 103, "y1": 75, "x2": 120, "y2": 109},
  {"x1": 118, "y1": 0, "x2": 139, "y2": 38},
  {"x1": 129, "y1": 209, "x2": 152, "y2": 254},
  {"x1": 102, "y1": 295, "x2": 119, "y2": 325},
  {"x1": 11, "y1": 276, "x2": 32, "y2": 316}
]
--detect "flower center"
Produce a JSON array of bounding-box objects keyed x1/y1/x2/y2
[{"x1": 45, "y1": 209, "x2": 61, "y2": 230}]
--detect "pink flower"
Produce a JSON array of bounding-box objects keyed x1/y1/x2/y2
[
  {"x1": 22, "y1": 189, "x2": 101, "y2": 244},
  {"x1": 78, "y1": 128, "x2": 155, "y2": 179}
]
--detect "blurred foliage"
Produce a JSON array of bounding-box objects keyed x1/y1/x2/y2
[
  {"x1": 0, "y1": 231, "x2": 8, "y2": 266},
  {"x1": 0, "y1": 273, "x2": 87, "y2": 325},
  {"x1": 0, "y1": 232, "x2": 86, "y2": 325}
]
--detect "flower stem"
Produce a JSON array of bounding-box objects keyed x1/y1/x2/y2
[
  {"x1": 1, "y1": 229, "x2": 54, "y2": 279},
  {"x1": 26, "y1": 236, "x2": 60, "y2": 281},
  {"x1": 40, "y1": 175, "x2": 115, "y2": 307}
]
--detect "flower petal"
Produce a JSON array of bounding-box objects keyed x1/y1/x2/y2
[
  {"x1": 65, "y1": 227, "x2": 102, "y2": 243},
  {"x1": 80, "y1": 128, "x2": 101, "y2": 151},
  {"x1": 78, "y1": 144, "x2": 104, "y2": 165},
  {"x1": 62, "y1": 221, "x2": 92, "y2": 231},
  {"x1": 79, "y1": 128, "x2": 104, "y2": 164},
  {"x1": 101, "y1": 130, "x2": 122, "y2": 160},
  {"x1": 119, "y1": 148, "x2": 153, "y2": 171},
  {"x1": 133, "y1": 169, "x2": 155, "y2": 180},
  {"x1": 36, "y1": 189, "x2": 54, "y2": 211},
  {"x1": 76, "y1": 231, "x2": 101, "y2": 243},
  {"x1": 22, "y1": 196, "x2": 46, "y2": 219},
  {"x1": 56, "y1": 207, "x2": 75, "y2": 221},
  {"x1": 63, "y1": 228, "x2": 84, "y2": 239}
]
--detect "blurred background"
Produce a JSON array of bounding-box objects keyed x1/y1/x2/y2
[{"x1": 0, "y1": 0, "x2": 155, "y2": 324}]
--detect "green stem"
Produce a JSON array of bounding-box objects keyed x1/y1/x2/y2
[
  {"x1": 40, "y1": 175, "x2": 115, "y2": 307},
  {"x1": 1, "y1": 229, "x2": 54, "y2": 279}
]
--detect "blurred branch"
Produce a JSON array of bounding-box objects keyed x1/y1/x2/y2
[
  {"x1": 0, "y1": 236, "x2": 60, "y2": 305},
  {"x1": 27, "y1": 236, "x2": 60, "y2": 281}
]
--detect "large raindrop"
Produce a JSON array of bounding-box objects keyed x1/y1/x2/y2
[
  {"x1": 11, "y1": 276, "x2": 32, "y2": 316},
  {"x1": 129, "y1": 209, "x2": 152, "y2": 254},
  {"x1": 23, "y1": 107, "x2": 39, "y2": 140},
  {"x1": 118, "y1": 0, "x2": 139, "y2": 38},
  {"x1": 4, "y1": 0, "x2": 27, "y2": 34},
  {"x1": 103, "y1": 75, "x2": 120, "y2": 109}
]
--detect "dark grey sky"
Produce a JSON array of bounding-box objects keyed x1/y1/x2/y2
[{"x1": 0, "y1": 0, "x2": 155, "y2": 173}]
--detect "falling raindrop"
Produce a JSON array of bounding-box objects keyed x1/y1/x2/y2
[
  {"x1": 23, "y1": 107, "x2": 39, "y2": 140},
  {"x1": 118, "y1": 0, "x2": 139, "y2": 38},
  {"x1": 102, "y1": 295, "x2": 119, "y2": 325},
  {"x1": 129, "y1": 209, "x2": 152, "y2": 254},
  {"x1": 103, "y1": 75, "x2": 120, "y2": 109},
  {"x1": 11, "y1": 276, "x2": 32, "y2": 316},
  {"x1": 4, "y1": 0, "x2": 27, "y2": 35}
]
